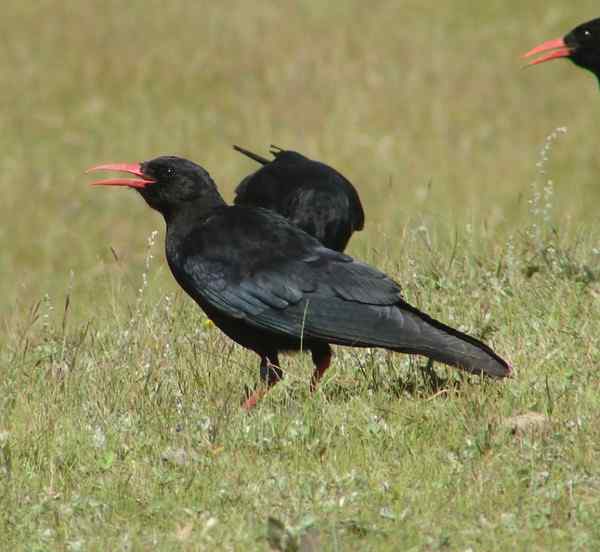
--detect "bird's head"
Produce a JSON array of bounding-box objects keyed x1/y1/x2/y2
[
  {"x1": 86, "y1": 156, "x2": 221, "y2": 216},
  {"x1": 523, "y1": 18, "x2": 600, "y2": 80}
]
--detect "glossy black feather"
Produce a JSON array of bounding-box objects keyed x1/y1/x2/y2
[{"x1": 233, "y1": 146, "x2": 365, "y2": 252}]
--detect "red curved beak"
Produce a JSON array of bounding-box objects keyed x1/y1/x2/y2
[
  {"x1": 522, "y1": 37, "x2": 573, "y2": 66},
  {"x1": 85, "y1": 163, "x2": 156, "y2": 188}
]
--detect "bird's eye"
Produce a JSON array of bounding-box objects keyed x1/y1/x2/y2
[
  {"x1": 165, "y1": 167, "x2": 175, "y2": 177},
  {"x1": 583, "y1": 29, "x2": 592, "y2": 39}
]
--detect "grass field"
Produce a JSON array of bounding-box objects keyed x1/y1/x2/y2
[{"x1": 2, "y1": 1, "x2": 600, "y2": 549}]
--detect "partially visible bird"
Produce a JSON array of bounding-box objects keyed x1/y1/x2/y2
[
  {"x1": 523, "y1": 17, "x2": 600, "y2": 82},
  {"x1": 87, "y1": 156, "x2": 511, "y2": 411},
  {"x1": 233, "y1": 145, "x2": 364, "y2": 252}
]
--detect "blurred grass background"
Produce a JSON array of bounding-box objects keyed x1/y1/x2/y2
[
  {"x1": 3, "y1": 1, "x2": 600, "y2": 549},
  {"x1": 2, "y1": 0, "x2": 600, "y2": 322}
]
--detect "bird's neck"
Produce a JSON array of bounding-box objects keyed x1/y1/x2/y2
[
  {"x1": 571, "y1": 58, "x2": 600, "y2": 84},
  {"x1": 163, "y1": 193, "x2": 226, "y2": 259},
  {"x1": 163, "y1": 189, "x2": 226, "y2": 225},
  {"x1": 582, "y1": 66, "x2": 600, "y2": 85}
]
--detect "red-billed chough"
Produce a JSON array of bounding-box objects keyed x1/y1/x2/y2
[
  {"x1": 523, "y1": 18, "x2": 600, "y2": 81},
  {"x1": 233, "y1": 145, "x2": 364, "y2": 252},
  {"x1": 87, "y1": 156, "x2": 511, "y2": 410}
]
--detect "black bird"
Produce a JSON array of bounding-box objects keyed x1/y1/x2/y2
[
  {"x1": 87, "y1": 156, "x2": 511, "y2": 410},
  {"x1": 233, "y1": 145, "x2": 364, "y2": 252},
  {"x1": 523, "y1": 17, "x2": 600, "y2": 81}
]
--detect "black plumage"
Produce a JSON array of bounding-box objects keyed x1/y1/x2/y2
[
  {"x1": 233, "y1": 145, "x2": 364, "y2": 252},
  {"x1": 87, "y1": 156, "x2": 511, "y2": 410}
]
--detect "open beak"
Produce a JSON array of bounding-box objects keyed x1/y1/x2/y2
[
  {"x1": 522, "y1": 37, "x2": 573, "y2": 66},
  {"x1": 85, "y1": 163, "x2": 156, "y2": 188}
]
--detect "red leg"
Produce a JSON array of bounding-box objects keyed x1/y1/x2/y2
[
  {"x1": 310, "y1": 347, "x2": 332, "y2": 393},
  {"x1": 242, "y1": 355, "x2": 282, "y2": 412},
  {"x1": 241, "y1": 387, "x2": 271, "y2": 412}
]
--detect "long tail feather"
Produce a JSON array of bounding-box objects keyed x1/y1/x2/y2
[
  {"x1": 392, "y1": 301, "x2": 511, "y2": 378},
  {"x1": 233, "y1": 145, "x2": 271, "y2": 165},
  {"x1": 269, "y1": 144, "x2": 285, "y2": 157}
]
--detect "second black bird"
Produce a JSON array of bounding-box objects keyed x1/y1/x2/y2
[{"x1": 233, "y1": 145, "x2": 364, "y2": 252}]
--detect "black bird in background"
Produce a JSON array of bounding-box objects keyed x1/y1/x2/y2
[
  {"x1": 233, "y1": 145, "x2": 364, "y2": 252},
  {"x1": 523, "y1": 17, "x2": 600, "y2": 81},
  {"x1": 87, "y1": 156, "x2": 511, "y2": 410}
]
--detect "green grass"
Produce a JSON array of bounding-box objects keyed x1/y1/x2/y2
[{"x1": 2, "y1": 1, "x2": 600, "y2": 549}]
